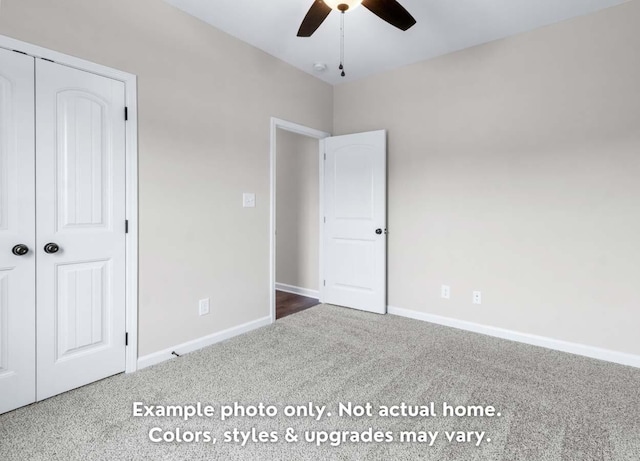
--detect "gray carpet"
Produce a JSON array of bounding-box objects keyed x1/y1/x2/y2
[{"x1": 1, "y1": 305, "x2": 639, "y2": 460}]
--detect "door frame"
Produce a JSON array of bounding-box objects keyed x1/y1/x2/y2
[
  {"x1": 0, "y1": 34, "x2": 139, "y2": 374},
  {"x1": 269, "y1": 118, "x2": 330, "y2": 323}
]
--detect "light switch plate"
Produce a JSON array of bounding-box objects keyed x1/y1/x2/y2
[{"x1": 243, "y1": 193, "x2": 256, "y2": 208}]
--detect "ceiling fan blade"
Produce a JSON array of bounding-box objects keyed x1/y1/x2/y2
[
  {"x1": 297, "y1": 1, "x2": 333, "y2": 37},
  {"x1": 362, "y1": 0, "x2": 416, "y2": 31}
]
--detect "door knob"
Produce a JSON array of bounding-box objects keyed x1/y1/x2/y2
[
  {"x1": 12, "y1": 244, "x2": 29, "y2": 256},
  {"x1": 375, "y1": 228, "x2": 383, "y2": 235},
  {"x1": 44, "y1": 242, "x2": 60, "y2": 254}
]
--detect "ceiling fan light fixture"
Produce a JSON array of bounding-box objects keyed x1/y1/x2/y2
[{"x1": 323, "y1": 0, "x2": 363, "y2": 12}]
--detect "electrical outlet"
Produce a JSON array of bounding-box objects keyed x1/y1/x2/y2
[
  {"x1": 473, "y1": 291, "x2": 482, "y2": 305},
  {"x1": 441, "y1": 285, "x2": 450, "y2": 299},
  {"x1": 199, "y1": 298, "x2": 210, "y2": 316}
]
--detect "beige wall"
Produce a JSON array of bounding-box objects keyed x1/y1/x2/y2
[
  {"x1": 275, "y1": 129, "x2": 319, "y2": 292},
  {"x1": 0, "y1": 0, "x2": 333, "y2": 356},
  {"x1": 334, "y1": 1, "x2": 640, "y2": 356}
]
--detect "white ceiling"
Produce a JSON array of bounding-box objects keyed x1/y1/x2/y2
[{"x1": 164, "y1": 0, "x2": 627, "y2": 85}]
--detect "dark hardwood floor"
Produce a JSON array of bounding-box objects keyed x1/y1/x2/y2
[{"x1": 276, "y1": 290, "x2": 319, "y2": 320}]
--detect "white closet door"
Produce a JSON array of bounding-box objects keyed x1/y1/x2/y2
[
  {"x1": 0, "y1": 49, "x2": 36, "y2": 414},
  {"x1": 36, "y1": 60, "x2": 127, "y2": 400},
  {"x1": 323, "y1": 130, "x2": 387, "y2": 314}
]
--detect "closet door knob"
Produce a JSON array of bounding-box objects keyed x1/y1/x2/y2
[
  {"x1": 44, "y1": 242, "x2": 60, "y2": 254},
  {"x1": 12, "y1": 244, "x2": 29, "y2": 256}
]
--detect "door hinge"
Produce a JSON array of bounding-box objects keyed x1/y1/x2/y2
[
  {"x1": 125, "y1": 220, "x2": 129, "y2": 233},
  {"x1": 124, "y1": 107, "x2": 129, "y2": 121},
  {"x1": 324, "y1": 217, "x2": 326, "y2": 223},
  {"x1": 324, "y1": 153, "x2": 326, "y2": 160},
  {"x1": 323, "y1": 280, "x2": 326, "y2": 286},
  {"x1": 125, "y1": 332, "x2": 129, "y2": 346}
]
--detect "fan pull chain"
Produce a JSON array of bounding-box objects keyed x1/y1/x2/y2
[{"x1": 339, "y1": 12, "x2": 345, "y2": 77}]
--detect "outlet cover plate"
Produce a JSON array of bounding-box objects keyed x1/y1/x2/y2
[{"x1": 199, "y1": 298, "x2": 210, "y2": 316}]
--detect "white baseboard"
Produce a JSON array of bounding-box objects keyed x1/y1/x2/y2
[
  {"x1": 275, "y1": 283, "x2": 319, "y2": 299},
  {"x1": 137, "y1": 315, "x2": 272, "y2": 370},
  {"x1": 388, "y1": 306, "x2": 640, "y2": 369}
]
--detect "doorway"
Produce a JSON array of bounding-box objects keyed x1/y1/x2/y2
[
  {"x1": 269, "y1": 119, "x2": 388, "y2": 321},
  {"x1": 269, "y1": 119, "x2": 329, "y2": 321},
  {"x1": 275, "y1": 128, "x2": 322, "y2": 319}
]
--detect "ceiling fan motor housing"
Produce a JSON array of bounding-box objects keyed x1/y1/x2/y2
[{"x1": 323, "y1": 0, "x2": 364, "y2": 12}]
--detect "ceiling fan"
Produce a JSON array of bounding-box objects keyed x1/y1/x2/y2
[{"x1": 297, "y1": 0, "x2": 417, "y2": 37}]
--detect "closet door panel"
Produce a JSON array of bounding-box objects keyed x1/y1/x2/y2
[
  {"x1": 36, "y1": 59, "x2": 126, "y2": 401},
  {"x1": 0, "y1": 48, "x2": 36, "y2": 415}
]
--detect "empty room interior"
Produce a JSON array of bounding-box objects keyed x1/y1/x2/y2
[{"x1": 0, "y1": 0, "x2": 639, "y2": 460}]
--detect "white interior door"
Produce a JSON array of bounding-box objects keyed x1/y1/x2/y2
[
  {"x1": 36, "y1": 60, "x2": 127, "y2": 400},
  {"x1": 323, "y1": 130, "x2": 387, "y2": 314},
  {"x1": 0, "y1": 49, "x2": 36, "y2": 414}
]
